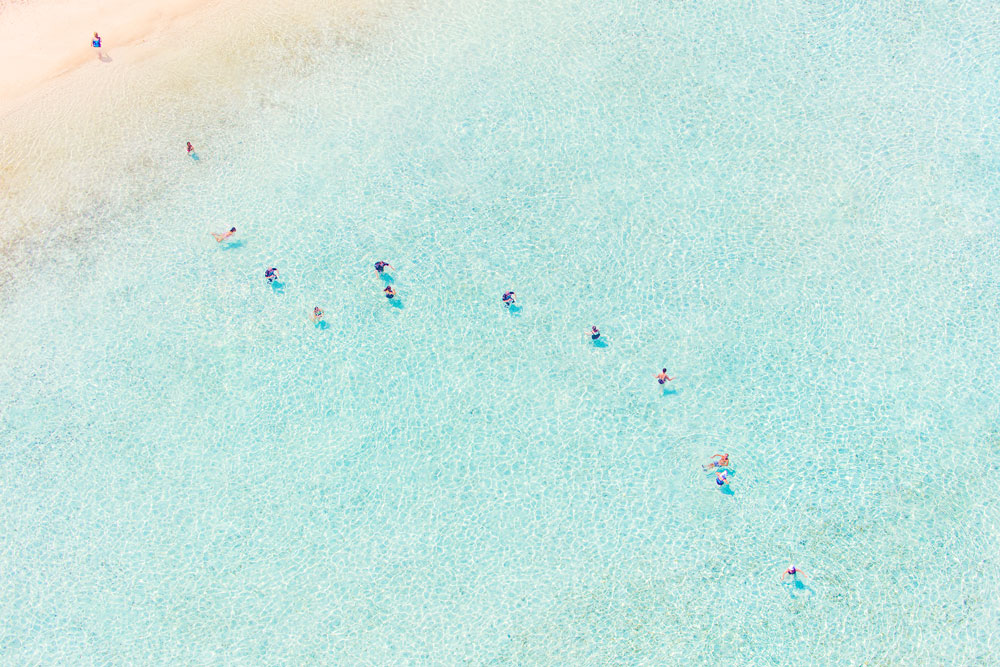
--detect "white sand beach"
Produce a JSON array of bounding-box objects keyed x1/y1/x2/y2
[
  {"x1": 0, "y1": 0, "x2": 385, "y2": 263},
  {"x1": 0, "y1": 0, "x2": 218, "y2": 113}
]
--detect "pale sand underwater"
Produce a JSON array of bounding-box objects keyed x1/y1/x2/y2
[{"x1": 0, "y1": 0, "x2": 394, "y2": 283}]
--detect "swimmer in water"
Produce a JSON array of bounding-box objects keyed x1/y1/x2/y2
[
  {"x1": 655, "y1": 369, "x2": 675, "y2": 385},
  {"x1": 703, "y1": 453, "x2": 730, "y2": 470},
  {"x1": 502, "y1": 291, "x2": 516, "y2": 308},
  {"x1": 384, "y1": 285, "x2": 396, "y2": 299},
  {"x1": 264, "y1": 267, "x2": 278, "y2": 283},
  {"x1": 781, "y1": 566, "x2": 804, "y2": 581},
  {"x1": 212, "y1": 227, "x2": 236, "y2": 242},
  {"x1": 311, "y1": 307, "x2": 324, "y2": 322},
  {"x1": 715, "y1": 471, "x2": 729, "y2": 487},
  {"x1": 590, "y1": 326, "x2": 601, "y2": 340},
  {"x1": 374, "y1": 261, "x2": 395, "y2": 277},
  {"x1": 187, "y1": 141, "x2": 194, "y2": 154}
]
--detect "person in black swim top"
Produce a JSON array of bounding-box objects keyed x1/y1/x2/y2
[
  {"x1": 383, "y1": 285, "x2": 396, "y2": 299},
  {"x1": 311, "y1": 307, "x2": 324, "y2": 322},
  {"x1": 655, "y1": 368, "x2": 675, "y2": 385},
  {"x1": 781, "y1": 566, "x2": 804, "y2": 581},
  {"x1": 374, "y1": 261, "x2": 395, "y2": 276},
  {"x1": 265, "y1": 267, "x2": 278, "y2": 283},
  {"x1": 590, "y1": 326, "x2": 601, "y2": 340},
  {"x1": 502, "y1": 291, "x2": 516, "y2": 307}
]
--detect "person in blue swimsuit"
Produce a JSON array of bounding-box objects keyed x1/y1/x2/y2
[
  {"x1": 264, "y1": 267, "x2": 278, "y2": 283},
  {"x1": 374, "y1": 261, "x2": 395, "y2": 277},
  {"x1": 92, "y1": 32, "x2": 103, "y2": 59},
  {"x1": 383, "y1": 285, "x2": 396, "y2": 299},
  {"x1": 703, "y1": 453, "x2": 730, "y2": 471},
  {"x1": 590, "y1": 326, "x2": 601, "y2": 340},
  {"x1": 502, "y1": 291, "x2": 516, "y2": 308},
  {"x1": 715, "y1": 471, "x2": 729, "y2": 487},
  {"x1": 781, "y1": 566, "x2": 804, "y2": 581}
]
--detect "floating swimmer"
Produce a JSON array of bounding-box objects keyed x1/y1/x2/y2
[
  {"x1": 655, "y1": 368, "x2": 675, "y2": 385},
  {"x1": 383, "y1": 285, "x2": 396, "y2": 299},
  {"x1": 590, "y1": 326, "x2": 601, "y2": 340},
  {"x1": 703, "y1": 453, "x2": 730, "y2": 470},
  {"x1": 212, "y1": 227, "x2": 236, "y2": 242},
  {"x1": 502, "y1": 291, "x2": 516, "y2": 308},
  {"x1": 264, "y1": 267, "x2": 279, "y2": 283},
  {"x1": 310, "y1": 307, "x2": 324, "y2": 322},
  {"x1": 715, "y1": 471, "x2": 729, "y2": 487},
  {"x1": 781, "y1": 566, "x2": 804, "y2": 581},
  {"x1": 374, "y1": 261, "x2": 395, "y2": 277}
]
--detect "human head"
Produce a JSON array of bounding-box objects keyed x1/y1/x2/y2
[
  {"x1": 94, "y1": 32, "x2": 99, "y2": 38},
  {"x1": 230, "y1": 227, "x2": 236, "y2": 232},
  {"x1": 662, "y1": 368, "x2": 667, "y2": 373}
]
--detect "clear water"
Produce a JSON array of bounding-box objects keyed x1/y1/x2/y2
[{"x1": 2, "y1": 0, "x2": 999, "y2": 663}]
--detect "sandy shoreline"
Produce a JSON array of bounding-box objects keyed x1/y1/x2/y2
[
  {"x1": 0, "y1": 0, "x2": 224, "y2": 118},
  {"x1": 0, "y1": 0, "x2": 389, "y2": 276}
]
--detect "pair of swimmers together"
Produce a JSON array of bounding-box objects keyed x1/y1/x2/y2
[
  {"x1": 703, "y1": 453, "x2": 731, "y2": 486},
  {"x1": 375, "y1": 261, "x2": 397, "y2": 299}
]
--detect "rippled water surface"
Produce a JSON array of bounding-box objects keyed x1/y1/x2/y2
[{"x1": 2, "y1": 0, "x2": 999, "y2": 663}]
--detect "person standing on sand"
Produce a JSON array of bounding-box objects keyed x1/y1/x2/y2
[{"x1": 92, "y1": 32, "x2": 103, "y2": 60}]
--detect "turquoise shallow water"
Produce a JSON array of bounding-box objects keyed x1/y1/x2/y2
[{"x1": 2, "y1": 0, "x2": 1000, "y2": 663}]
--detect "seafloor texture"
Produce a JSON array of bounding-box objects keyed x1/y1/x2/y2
[{"x1": 1, "y1": 0, "x2": 998, "y2": 663}]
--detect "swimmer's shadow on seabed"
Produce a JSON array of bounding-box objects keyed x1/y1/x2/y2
[
  {"x1": 220, "y1": 240, "x2": 245, "y2": 250},
  {"x1": 388, "y1": 298, "x2": 404, "y2": 309},
  {"x1": 269, "y1": 281, "x2": 286, "y2": 294},
  {"x1": 315, "y1": 320, "x2": 330, "y2": 330},
  {"x1": 785, "y1": 579, "x2": 815, "y2": 599},
  {"x1": 379, "y1": 273, "x2": 395, "y2": 285},
  {"x1": 506, "y1": 304, "x2": 522, "y2": 316},
  {"x1": 661, "y1": 386, "x2": 680, "y2": 396},
  {"x1": 591, "y1": 338, "x2": 609, "y2": 348}
]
